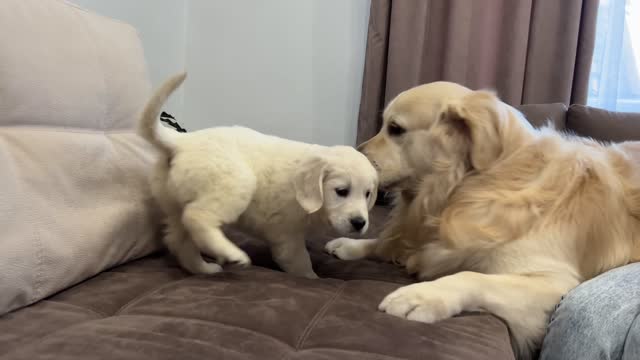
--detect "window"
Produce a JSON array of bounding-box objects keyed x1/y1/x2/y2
[{"x1": 587, "y1": 0, "x2": 640, "y2": 112}]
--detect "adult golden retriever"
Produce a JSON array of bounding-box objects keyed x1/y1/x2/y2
[{"x1": 325, "y1": 82, "x2": 640, "y2": 359}]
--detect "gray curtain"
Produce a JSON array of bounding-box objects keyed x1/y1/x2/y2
[{"x1": 357, "y1": 0, "x2": 599, "y2": 144}]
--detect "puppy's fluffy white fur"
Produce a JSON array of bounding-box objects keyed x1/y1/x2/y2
[
  {"x1": 326, "y1": 82, "x2": 640, "y2": 358},
  {"x1": 139, "y1": 73, "x2": 378, "y2": 279}
]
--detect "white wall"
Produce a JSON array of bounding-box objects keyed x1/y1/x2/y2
[
  {"x1": 183, "y1": 0, "x2": 370, "y2": 145},
  {"x1": 183, "y1": 1, "x2": 315, "y2": 141},
  {"x1": 310, "y1": 0, "x2": 370, "y2": 145},
  {"x1": 71, "y1": 0, "x2": 370, "y2": 145},
  {"x1": 70, "y1": 0, "x2": 187, "y2": 117}
]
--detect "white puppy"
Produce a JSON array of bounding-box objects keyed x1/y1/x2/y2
[{"x1": 138, "y1": 73, "x2": 378, "y2": 279}]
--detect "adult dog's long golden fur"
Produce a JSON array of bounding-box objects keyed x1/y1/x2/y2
[{"x1": 325, "y1": 82, "x2": 640, "y2": 359}]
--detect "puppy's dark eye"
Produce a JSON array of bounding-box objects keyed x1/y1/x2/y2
[
  {"x1": 365, "y1": 190, "x2": 371, "y2": 198},
  {"x1": 335, "y1": 188, "x2": 349, "y2": 197},
  {"x1": 387, "y1": 122, "x2": 406, "y2": 136}
]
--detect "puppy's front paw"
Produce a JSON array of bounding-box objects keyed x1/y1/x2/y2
[
  {"x1": 325, "y1": 237, "x2": 369, "y2": 260},
  {"x1": 198, "y1": 262, "x2": 224, "y2": 275},
  {"x1": 217, "y1": 248, "x2": 251, "y2": 268},
  {"x1": 379, "y1": 282, "x2": 462, "y2": 323},
  {"x1": 302, "y1": 271, "x2": 319, "y2": 279}
]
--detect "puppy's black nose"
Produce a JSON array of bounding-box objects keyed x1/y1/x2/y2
[{"x1": 350, "y1": 217, "x2": 366, "y2": 231}]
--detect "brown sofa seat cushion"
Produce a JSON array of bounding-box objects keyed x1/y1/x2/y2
[
  {"x1": 0, "y1": 208, "x2": 514, "y2": 360},
  {"x1": 0, "y1": 255, "x2": 513, "y2": 360}
]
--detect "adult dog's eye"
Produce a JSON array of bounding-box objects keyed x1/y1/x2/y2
[
  {"x1": 365, "y1": 190, "x2": 371, "y2": 198},
  {"x1": 335, "y1": 188, "x2": 350, "y2": 197},
  {"x1": 387, "y1": 122, "x2": 406, "y2": 136}
]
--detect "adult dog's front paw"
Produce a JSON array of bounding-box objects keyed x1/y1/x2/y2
[
  {"x1": 379, "y1": 282, "x2": 462, "y2": 323},
  {"x1": 325, "y1": 237, "x2": 369, "y2": 260}
]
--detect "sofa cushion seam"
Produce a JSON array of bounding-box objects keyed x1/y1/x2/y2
[
  {"x1": 295, "y1": 347, "x2": 407, "y2": 360},
  {"x1": 114, "y1": 277, "x2": 192, "y2": 315},
  {"x1": 294, "y1": 282, "x2": 347, "y2": 351},
  {"x1": 112, "y1": 313, "x2": 294, "y2": 348},
  {"x1": 43, "y1": 300, "x2": 108, "y2": 318}
]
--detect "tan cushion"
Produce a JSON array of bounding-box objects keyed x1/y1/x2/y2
[{"x1": 0, "y1": 0, "x2": 160, "y2": 315}]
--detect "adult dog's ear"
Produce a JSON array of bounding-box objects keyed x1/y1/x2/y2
[
  {"x1": 440, "y1": 90, "x2": 505, "y2": 171},
  {"x1": 294, "y1": 156, "x2": 328, "y2": 213}
]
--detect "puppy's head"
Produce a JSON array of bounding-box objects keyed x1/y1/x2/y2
[
  {"x1": 359, "y1": 81, "x2": 515, "y2": 192},
  {"x1": 294, "y1": 147, "x2": 378, "y2": 235}
]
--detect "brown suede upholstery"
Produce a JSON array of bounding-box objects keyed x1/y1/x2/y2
[{"x1": 0, "y1": 209, "x2": 514, "y2": 360}]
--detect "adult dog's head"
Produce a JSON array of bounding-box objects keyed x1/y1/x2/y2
[
  {"x1": 359, "y1": 81, "x2": 529, "y2": 193},
  {"x1": 294, "y1": 146, "x2": 378, "y2": 235}
]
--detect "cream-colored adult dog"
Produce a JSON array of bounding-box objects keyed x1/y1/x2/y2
[
  {"x1": 326, "y1": 82, "x2": 640, "y2": 358},
  {"x1": 139, "y1": 73, "x2": 378, "y2": 279}
]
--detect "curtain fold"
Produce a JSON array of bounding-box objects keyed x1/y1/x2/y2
[{"x1": 357, "y1": 0, "x2": 599, "y2": 144}]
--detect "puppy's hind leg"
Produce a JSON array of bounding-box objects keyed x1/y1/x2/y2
[
  {"x1": 152, "y1": 158, "x2": 221, "y2": 274},
  {"x1": 164, "y1": 216, "x2": 222, "y2": 274},
  {"x1": 183, "y1": 203, "x2": 252, "y2": 266},
  {"x1": 181, "y1": 172, "x2": 256, "y2": 267}
]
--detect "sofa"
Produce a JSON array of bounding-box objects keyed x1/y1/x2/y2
[{"x1": 2, "y1": 1, "x2": 640, "y2": 360}]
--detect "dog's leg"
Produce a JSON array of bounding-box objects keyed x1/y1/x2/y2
[
  {"x1": 325, "y1": 237, "x2": 379, "y2": 260},
  {"x1": 405, "y1": 242, "x2": 481, "y2": 279},
  {"x1": 379, "y1": 271, "x2": 579, "y2": 359},
  {"x1": 164, "y1": 215, "x2": 222, "y2": 274},
  {"x1": 151, "y1": 158, "x2": 223, "y2": 274},
  {"x1": 178, "y1": 160, "x2": 257, "y2": 267},
  {"x1": 182, "y1": 198, "x2": 252, "y2": 267},
  {"x1": 269, "y1": 232, "x2": 318, "y2": 279}
]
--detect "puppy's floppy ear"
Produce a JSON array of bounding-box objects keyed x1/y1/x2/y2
[
  {"x1": 294, "y1": 156, "x2": 328, "y2": 214},
  {"x1": 367, "y1": 182, "x2": 379, "y2": 210},
  {"x1": 440, "y1": 90, "x2": 504, "y2": 171}
]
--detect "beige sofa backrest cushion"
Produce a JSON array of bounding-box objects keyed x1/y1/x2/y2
[{"x1": 0, "y1": 0, "x2": 161, "y2": 315}]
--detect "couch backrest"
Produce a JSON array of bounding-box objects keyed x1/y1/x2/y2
[
  {"x1": 516, "y1": 103, "x2": 568, "y2": 130},
  {"x1": 516, "y1": 103, "x2": 640, "y2": 142},
  {"x1": 567, "y1": 105, "x2": 640, "y2": 142},
  {"x1": 0, "y1": 0, "x2": 160, "y2": 315}
]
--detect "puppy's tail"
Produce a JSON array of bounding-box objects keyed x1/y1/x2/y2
[{"x1": 138, "y1": 72, "x2": 187, "y2": 153}]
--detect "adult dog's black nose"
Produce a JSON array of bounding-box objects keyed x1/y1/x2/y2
[{"x1": 350, "y1": 217, "x2": 366, "y2": 231}]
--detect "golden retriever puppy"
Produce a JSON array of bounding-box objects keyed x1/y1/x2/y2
[
  {"x1": 139, "y1": 73, "x2": 378, "y2": 279},
  {"x1": 325, "y1": 82, "x2": 640, "y2": 358}
]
